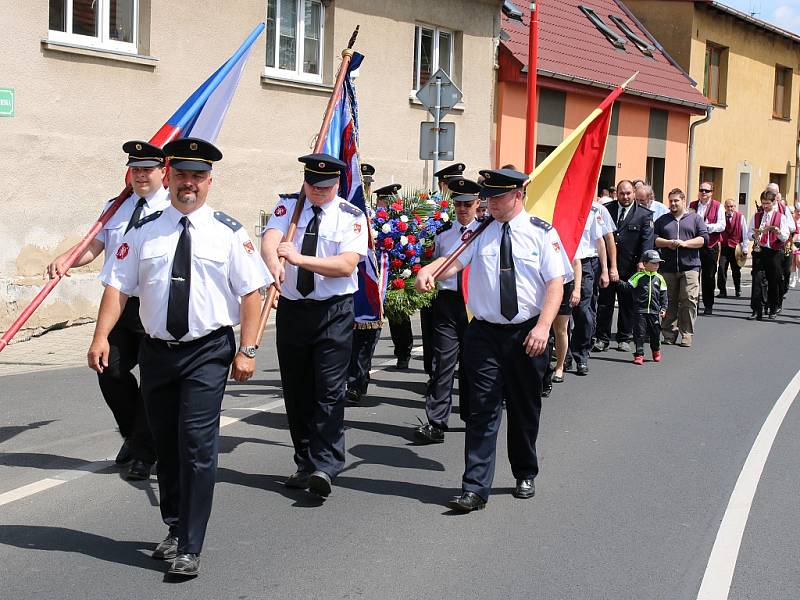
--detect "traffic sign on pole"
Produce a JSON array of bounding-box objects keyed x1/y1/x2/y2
[
  {"x1": 419, "y1": 122, "x2": 455, "y2": 161},
  {"x1": 415, "y1": 68, "x2": 462, "y2": 120}
]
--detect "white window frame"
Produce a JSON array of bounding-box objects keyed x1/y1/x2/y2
[
  {"x1": 48, "y1": 0, "x2": 139, "y2": 54},
  {"x1": 413, "y1": 24, "x2": 454, "y2": 91},
  {"x1": 265, "y1": 0, "x2": 325, "y2": 84}
]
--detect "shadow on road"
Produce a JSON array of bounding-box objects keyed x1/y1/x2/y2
[
  {"x1": 344, "y1": 443, "x2": 445, "y2": 472},
  {"x1": 0, "y1": 420, "x2": 57, "y2": 446},
  {"x1": 0, "y1": 525, "x2": 162, "y2": 573}
]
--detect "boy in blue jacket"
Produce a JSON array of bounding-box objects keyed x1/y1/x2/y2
[{"x1": 627, "y1": 250, "x2": 668, "y2": 365}]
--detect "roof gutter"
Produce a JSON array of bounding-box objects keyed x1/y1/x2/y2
[
  {"x1": 523, "y1": 67, "x2": 710, "y2": 111},
  {"x1": 687, "y1": 105, "x2": 713, "y2": 196},
  {"x1": 705, "y1": 1, "x2": 800, "y2": 45}
]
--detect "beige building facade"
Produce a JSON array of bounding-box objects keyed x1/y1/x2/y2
[
  {"x1": 0, "y1": 0, "x2": 502, "y2": 336},
  {"x1": 627, "y1": 0, "x2": 800, "y2": 217}
]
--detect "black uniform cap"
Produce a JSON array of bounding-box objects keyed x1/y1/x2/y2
[
  {"x1": 163, "y1": 138, "x2": 222, "y2": 171},
  {"x1": 446, "y1": 177, "x2": 481, "y2": 201},
  {"x1": 478, "y1": 168, "x2": 528, "y2": 198},
  {"x1": 373, "y1": 183, "x2": 402, "y2": 198},
  {"x1": 122, "y1": 140, "x2": 165, "y2": 168},
  {"x1": 299, "y1": 153, "x2": 346, "y2": 187},
  {"x1": 434, "y1": 162, "x2": 466, "y2": 181},
  {"x1": 360, "y1": 163, "x2": 375, "y2": 176}
]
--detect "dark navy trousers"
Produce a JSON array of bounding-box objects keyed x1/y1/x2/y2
[
  {"x1": 425, "y1": 290, "x2": 469, "y2": 429},
  {"x1": 276, "y1": 295, "x2": 353, "y2": 478},
  {"x1": 347, "y1": 326, "x2": 381, "y2": 395},
  {"x1": 462, "y1": 317, "x2": 548, "y2": 501},
  {"x1": 139, "y1": 326, "x2": 235, "y2": 555},
  {"x1": 569, "y1": 257, "x2": 599, "y2": 364}
]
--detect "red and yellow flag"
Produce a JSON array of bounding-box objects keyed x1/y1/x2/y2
[{"x1": 524, "y1": 83, "x2": 628, "y2": 261}]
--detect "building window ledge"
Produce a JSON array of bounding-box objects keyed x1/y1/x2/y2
[
  {"x1": 710, "y1": 101, "x2": 727, "y2": 109},
  {"x1": 260, "y1": 74, "x2": 333, "y2": 94},
  {"x1": 772, "y1": 115, "x2": 791, "y2": 122},
  {"x1": 41, "y1": 39, "x2": 157, "y2": 67},
  {"x1": 408, "y1": 94, "x2": 465, "y2": 113}
]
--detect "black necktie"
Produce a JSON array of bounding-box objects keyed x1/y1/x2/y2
[
  {"x1": 166, "y1": 216, "x2": 191, "y2": 341},
  {"x1": 619, "y1": 206, "x2": 628, "y2": 223},
  {"x1": 457, "y1": 226, "x2": 467, "y2": 295},
  {"x1": 297, "y1": 205, "x2": 322, "y2": 297},
  {"x1": 124, "y1": 197, "x2": 147, "y2": 234},
  {"x1": 499, "y1": 222, "x2": 518, "y2": 321}
]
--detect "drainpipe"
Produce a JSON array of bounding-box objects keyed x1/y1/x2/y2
[{"x1": 687, "y1": 105, "x2": 713, "y2": 196}]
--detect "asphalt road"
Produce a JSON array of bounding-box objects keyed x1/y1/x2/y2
[{"x1": 1, "y1": 285, "x2": 799, "y2": 599}]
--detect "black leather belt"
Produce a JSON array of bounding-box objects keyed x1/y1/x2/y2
[
  {"x1": 148, "y1": 326, "x2": 231, "y2": 349},
  {"x1": 281, "y1": 294, "x2": 352, "y2": 307},
  {"x1": 475, "y1": 315, "x2": 539, "y2": 330}
]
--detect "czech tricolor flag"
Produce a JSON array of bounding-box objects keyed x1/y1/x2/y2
[
  {"x1": 524, "y1": 83, "x2": 626, "y2": 261},
  {"x1": 148, "y1": 22, "x2": 264, "y2": 149}
]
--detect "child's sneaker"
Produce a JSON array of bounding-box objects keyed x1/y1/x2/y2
[
  {"x1": 633, "y1": 355, "x2": 644, "y2": 365},
  {"x1": 652, "y1": 350, "x2": 662, "y2": 362}
]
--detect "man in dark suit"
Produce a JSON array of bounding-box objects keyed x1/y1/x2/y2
[{"x1": 594, "y1": 180, "x2": 655, "y2": 352}]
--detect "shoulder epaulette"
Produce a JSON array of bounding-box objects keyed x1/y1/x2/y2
[
  {"x1": 134, "y1": 211, "x2": 163, "y2": 229},
  {"x1": 437, "y1": 221, "x2": 453, "y2": 234},
  {"x1": 214, "y1": 211, "x2": 242, "y2": 231},
  {"x1": 279, "y1": 193, "x2": 300, "y2": 201},
  {"x1": 339, "y1": 201, "x2": 363, "y2": 217},
  {"x1": 530, "y1": 216, "x2": 553, "y2": 231},
  {"x1": 590, "y1": 205, "x2": 599, "y2": 214}
]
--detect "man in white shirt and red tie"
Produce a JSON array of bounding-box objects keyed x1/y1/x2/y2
[
  {"x1": 748, "y1": 190, "x2": 790, "y2": 320},
  {"x1": 717, "y1": 199, "x2": 749, "y2": 298},
  {"x1": 690, "y1": 182, "x2": 725, "y2": 315}
]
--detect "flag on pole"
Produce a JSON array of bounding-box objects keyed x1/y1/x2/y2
[
  {"x1": 149, "y1": 22, "x2": 265, "y2": 147},
  {"x1": 323, "y1": 52, "x2": 388, "y2": 326},
  {"x1": 524, "y1": 83, "x2": 626, "y2": 261}
]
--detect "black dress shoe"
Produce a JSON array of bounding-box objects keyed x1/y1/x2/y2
[
  {"x1": 152, "y1": 535, "x2": 178, "y2": 560},
  {"x1": 513, "y1": 478, "x2": 536, "y2": 499},
  {"x1": 285, "y1": 471, "x2": 311, "y2": 489},
  {"x1": 125, "y1": 459, "x2": 153, "y2": 481},
  {"x1": 541, "y1": 384, "x2": 552, "y2": 398},
  {"x1": 115, "y1": 440, "x2": 132, "y2": 466},
  {"x1": 169, "y1": 553, "x2": 200, "y2": 577},
  {"x1": 345, "y1": 388, "x2": 362, "y2": 405},
  {"x1": 308, "y1": 470, "x2": 332, "y2": 497},
  {"x1": 735, "y1": 291, "x2": 741, "y2": 297},
  {"x1": 415, "y1": 422, "x2": 445, "y2": 444},
  {"x1": 717, "y1": 292, "x2": 727, "y2": 298},
  {"x1": 396, "y1": 357, "x2": 410, "y2": 370},
  {"x1": 447, "y1": 491, "x2": 486, "y2": 512},
  {"x1": 702, "y1": 307, "x2": 712, "y2": 315},
  {"x1": 576, "y1": 363, "x2": 589, "y2": 376},
  {"x1": 746, "y1": 312, "x2": 757, "y2": 320},
  {"x1": 768, "y1": 312, "x2": 777, "y2": 320},
  {"x1": 552, "y1": 374, "x2": 564, "y2": 384},
  {"x1": 592, "y1": 340, "x2": 609, "y2": 352},
  {"x1": 776, "y1": 306, "x2": 783, "y2": 314}
]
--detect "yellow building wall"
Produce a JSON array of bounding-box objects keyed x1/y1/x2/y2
[
  {"x1": 628, "y1": 1, "x2": 800, "y2": 217},
  {"x1": 615, "y1": 103, "x2": 650, "y2": 182},
  {"x1": 666, "y1": 112, "x2": 690, "y2": 194}
]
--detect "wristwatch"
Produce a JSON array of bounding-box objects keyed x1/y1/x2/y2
[{"x1": 238, "y1": 345, "x2": 257, "y2": 359}]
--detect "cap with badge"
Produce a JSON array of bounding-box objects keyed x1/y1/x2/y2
[
  {"x1": 373, "y1": 183, "x2": 402, "y2": 198},
  {"x1": 299, "y1": 153, "x2": 346, "y2": 187},
  {"x1": 478, "y1": 168, "x2": 528, "y2": 198},
  {"x1": 447, "y1": 177, "x2": 481, "y2": 202},
  {"x1": 163, "y1": 137, "x2": 222, "y2": 171},
  {"x1": 360, "y1": 163, "x2": 375, "y2": 185},
  {"x1": 122, "y1": 140, "x2": 165, "y2": 168},
  {"x1": 642, "y1": 249, "x2": 664, "y2": 264},
  {"x1": 434, "y1": 163, "x2": 466, "y2": 181}
]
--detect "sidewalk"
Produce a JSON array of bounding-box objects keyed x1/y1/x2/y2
[{"x1": 0, "y1": 322, "x2": 96, "y2": 377}]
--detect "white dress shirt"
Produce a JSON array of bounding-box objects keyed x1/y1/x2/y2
[
  {"x1": 594, "y1": 201, "x2": 616, "y2": 236},
  {"x1": 433, "y1": 220, "x2": 479, "y2": 291},
  {"x1": 456, "y1": 210, "x2": 572, "y2": 324},
  {"x1": 647, "y1": 201, "x2": 669, "y2": 219},
  {"x1": 95, "y1": 186, "x2": 171, "y2": 269},
  {"x1": 101, "y1": 203, "x2": 272, "y2": 341},
  {"x1": 267, "y1": 194, "x2": 368, "y2": 301},
  {"x1": 696, "y1": 200, "x2": 726, "y2": 234},
  {"x1": 749, "y1": 209, "x2": 790, "y2": 247},
  {"x1": 574, "y1": 205, "x2": 606, "y2": 260}
]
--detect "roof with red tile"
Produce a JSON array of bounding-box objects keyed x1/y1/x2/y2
[{"x1": 501, "y1": 0, "x2": 710, "y2": 111}]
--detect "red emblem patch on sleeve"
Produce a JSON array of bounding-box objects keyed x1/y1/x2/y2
[
  {"x1": 243, "y1": 240, "x2": 255, "y2": 254},
  {"x1": 461, "y1": 230, "x2": 474, "y2": 242},
  {"x1": 354, "y1": 223, "x2": 362, "y2": 234},
  {"x1": 116, "y1": 243, "x2": 129, "y2": 260},
  {"x1": 552, "y1": 241, "x2": 561, "y2": 253},
  {"x1": 274, "y1": 205, "x2": 287, "y2": 217}
]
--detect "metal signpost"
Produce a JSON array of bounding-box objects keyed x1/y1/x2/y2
[{"x1": 415, "y1": 68, "x2": 462, "y2": 188}]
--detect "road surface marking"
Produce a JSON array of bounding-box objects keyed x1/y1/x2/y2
[{"x1": 697, "y1": 368, "x2": 800, "y2": 599}]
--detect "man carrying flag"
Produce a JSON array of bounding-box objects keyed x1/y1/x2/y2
[{"x1": 45, "y1": 141, "x2": 169, "y2": 480}]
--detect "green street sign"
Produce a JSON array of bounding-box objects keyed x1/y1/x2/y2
[{"x1": 0, "y1": 88, "x2": 14, "y2": 117}]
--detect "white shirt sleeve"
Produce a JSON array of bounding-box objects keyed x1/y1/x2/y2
[
  {"x1": 99, "y1": 232, "x2": 140, "y2": 295},
  {"x1": 228, "y1": 229, "x2": 273, "y2": 297},
  {"x1": 739, "y1": 215, "x2": 749, "y2": 251},
  {"x1": 597, "y1": 204, "x2": 616, "y2": 234},
  {"x1": 778, "y1": 214, "x2": 790, "y2": 242},
  {"x1": 339, "y1": 213, "x2": 368, "y2": 257},
  {"x1": 265, "y1": 196, "x2": 294, "y2": 236},
  {"x1": 540, "y1": 228, "x2": 570, "y2": 283},
  {"x1": 707, "y1": 203, "x2": 726, "y2": 234}
]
